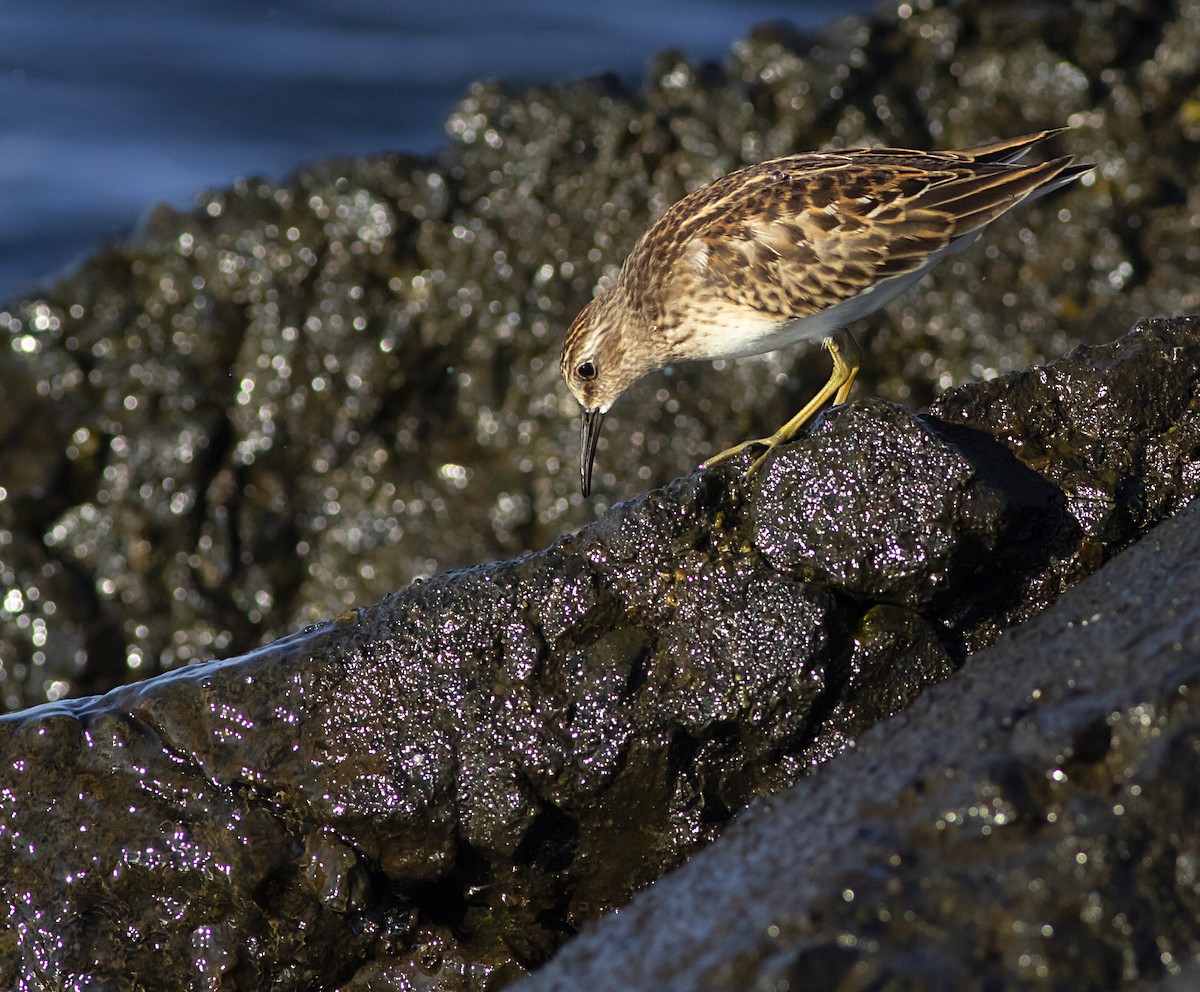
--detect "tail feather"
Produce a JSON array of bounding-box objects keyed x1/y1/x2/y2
[
  {"x1": 920, "y1": 157, "x2": 1092, "y2": 238},
  {"x1": 958, "y1": 127, "x2": 1071, "y2": 164}
]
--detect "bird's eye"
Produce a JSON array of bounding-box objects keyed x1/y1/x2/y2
[{"x1": 576, "y1": 360, "x2": 597, "y2": 381}]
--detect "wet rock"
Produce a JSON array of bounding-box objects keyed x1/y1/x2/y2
[
  {"x1": 2, "y1": 0, "x2": 1199, "y2": 983},
  {"x1": 2, "y1": 0, "x2": 1197, "y2": 708},
  {"x1": 516, "y1": 483, "x2": 1200, "y2": 992},
  {"x1": 1, "y1": 316, "x2": 1198, "y2": 990},
  {"x1": 752, "y1": 401, "x2": 1062, "y2": 611}
]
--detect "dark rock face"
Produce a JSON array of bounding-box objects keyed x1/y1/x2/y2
[
  {"x1": 1, "y1": 317, "x2": 1198, "y2": 990},
  {"x1": 2, "y1": 0, "x2": 1199, "y2": 987},
  {"x1": 1, "y1": 0, "x2": 1196, "y2": 709},
  {"x1": 754, "y1": 402, "x2": 1067, "y2": 614},
  {"x1": 517, "y1": 484, "x2": 1200, "y2": 992}
]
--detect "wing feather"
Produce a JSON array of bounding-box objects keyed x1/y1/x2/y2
[{"x1": 620, "y1": 131, "x2": 1089, "y2": 329}]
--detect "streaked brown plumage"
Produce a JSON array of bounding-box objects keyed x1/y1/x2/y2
[{"x1": 560, "y1": 128, "x2": 1092, "y2": 495}]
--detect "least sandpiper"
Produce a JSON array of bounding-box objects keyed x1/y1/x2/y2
[{"x1": 560, "y1": 128, "x2": 1092, "y2": 495}]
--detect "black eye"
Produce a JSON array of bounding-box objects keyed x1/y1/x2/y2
[{"x1": 577, "y1": 360, "x2": 597, "y2": 381}]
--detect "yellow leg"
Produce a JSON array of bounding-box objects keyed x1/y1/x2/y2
[{"x1": 702, "y1": 329, "x2": 862, "y2": 476}]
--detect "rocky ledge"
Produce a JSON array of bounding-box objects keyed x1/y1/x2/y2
[
  {"x1": 4, "y1": 0, "x2": 1199, "y2": 711},
  {"x1": 520, "y1": 394, "x2": 1200, "y2": 992},
  {"x1": 3, "y1": 0, "x2": 1200, "y2": 987},
  {"x1": 2, "y1": 315, "x2": 1198, "y2": 990}
]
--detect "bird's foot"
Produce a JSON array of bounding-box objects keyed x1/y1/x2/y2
[
  {"x1": 701, "y1": 329, "x2": 862, "y2": 480},
  {"x1": 701, "y1": 436, "x2": 769, "y2": 470},
  {"x1": 701, "y1": 432, "x2": 788, "y2": 480}
]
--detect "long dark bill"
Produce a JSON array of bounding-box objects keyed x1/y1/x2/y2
[{"x1": 580, "y1": 408, "x2": 605, "y2": 497}]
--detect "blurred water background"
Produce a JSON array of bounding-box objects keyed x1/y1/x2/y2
[{"x1": 0, "y1": 0, "x2": 872, "y2": 304}]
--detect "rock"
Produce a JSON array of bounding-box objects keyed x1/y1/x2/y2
[
  {"x1": 3, "y1": 0, "x2": 1198, "y2": 708},
  {"x1": 516, "y1": 475, "x2": 1200, "y2": 992},
  {"x1": 1, "y1": 316, "x2": 1198, "y2": 990},
  {"x1": 2, "y1": 0, "x2": 1200, "y2": 987}
]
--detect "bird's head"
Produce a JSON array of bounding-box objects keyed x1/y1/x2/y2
[{"x1": 559, "y1": 290, "x2": 658, "y2": 496}]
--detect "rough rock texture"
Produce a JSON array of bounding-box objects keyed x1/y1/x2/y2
[
  {"x1": 3, "y1": 0, "x2": 1199, "y2": 986},
  {"x1": 2, "y1": 0, "x2": 1197, "y2": 708},
  {"x1": 517, "y1": 487, "x2": 1200, "y2": 992},
  {"x1": 1, "y1": 317, "x2": 1198, "y2": 991}
]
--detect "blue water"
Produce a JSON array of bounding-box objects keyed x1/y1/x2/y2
[{"x1": 0, "y1": 0, "x2": 873, "y2": 303}]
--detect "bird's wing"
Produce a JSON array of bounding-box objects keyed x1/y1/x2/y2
[{"x1": 680, "y1": 152, "x2": 1084, "y2": 320}]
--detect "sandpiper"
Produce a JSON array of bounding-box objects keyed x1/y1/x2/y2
[{"x1": 560, "y1": 129, "x2": 1092, "y2": 495}]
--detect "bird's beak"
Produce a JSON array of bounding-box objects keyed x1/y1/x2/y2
[{"x1": 580, "y1": 408, "x2": 605, "y2": 496}]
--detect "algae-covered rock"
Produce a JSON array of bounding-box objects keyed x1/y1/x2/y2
[
  {"x1": 1, "y1": 0, "x2": 1199, "y2": 986},
  {"x1": 1, "y1": 317, "x2": 1199, "y2": 990},
  {"x1": 1, "y1": 0, "x2": 1195, "y2": 709},
  {"x1": 518, "y1": 474, "x2": 1200, "y2": 992}
]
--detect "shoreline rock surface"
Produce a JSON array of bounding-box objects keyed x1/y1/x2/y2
[
  {"x1": 1, "y1": 0, "x2": 1199, "y2": 987},
  {"x1": 2, "y1": 317, "x2": 1198, "y2": 989},
  {"x1": 3, "y1": 0, "x2": 1196, "y2": 709},
  {"x1": 519, "y1": 479, "x2": 1200, "y2": 992}
]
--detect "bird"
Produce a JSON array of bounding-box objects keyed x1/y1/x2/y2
[{"x1": 559, "y1": 128, "x2": 1092, "y2": 496}]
